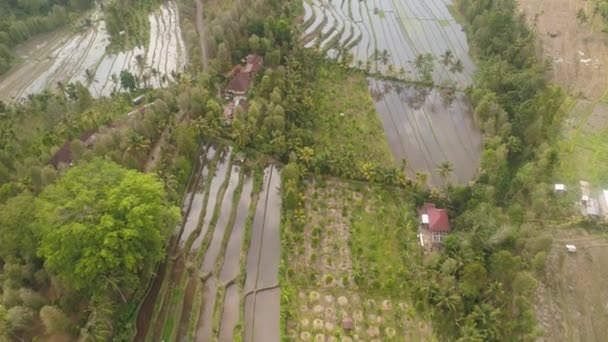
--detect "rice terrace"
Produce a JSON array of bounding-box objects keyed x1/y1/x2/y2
[
  {"x1": 0, "y1": 0, "x2": 595, "y2": 340},
  {"x1": 302, "y1": 0, "x2": 482, "y2": 184}
]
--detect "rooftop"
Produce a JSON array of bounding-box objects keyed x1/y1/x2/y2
[{"x1": 419, "y1": 203, "x2": 450, "y2": 233}]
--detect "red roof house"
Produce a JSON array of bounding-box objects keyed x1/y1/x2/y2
[
  {"x1": 418, "y1": 203, "x2": 450, "y2": 247},
  {"x1": 50, "y1": 132, "x2": 96, "y2": 168}
]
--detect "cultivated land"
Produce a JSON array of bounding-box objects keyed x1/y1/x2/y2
[
  {"x1": 134, "y1": 146, "x2": 282, "y2": 342},
  {"x1": 283, "y1": 178, "x2": 435, "y2": 341},
  {"x1": 302, "y1": 0, "x2": 475, "y2": 84},
  {"x1": 534, "y1": 228, "x2": 608, "y2": 342},
  {"x1": 0, "y1": 2, "x2": 186, "y2": 101},
  {"x1": 305, "y1": 1, "x2": 482, "y2": 184},
  {"x1": 518, "y1": 1, "x2": 608, "y2": 340}
]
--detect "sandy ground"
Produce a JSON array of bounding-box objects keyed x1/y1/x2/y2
[
  {"x1": 519, "y1": 0, "x2": 608, "y2": 100},
  {"x1": 535, "y1": 228, "x2": 608, "y2": 341}
]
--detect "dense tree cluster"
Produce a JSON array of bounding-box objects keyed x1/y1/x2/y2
[
  {"x1": 404, "y1": 0, "x2": 576, "y2": 340},
  {"x1": 0, "y1": 0, "x2": 95, "y2": 74}
]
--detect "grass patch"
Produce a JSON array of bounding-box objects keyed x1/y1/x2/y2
[
  {"x1": 310, "y1": 65, "x2": 395, "y2": 175},
  {"x1": 438, "y1": 19, "x2": 450, "y2": 27}
]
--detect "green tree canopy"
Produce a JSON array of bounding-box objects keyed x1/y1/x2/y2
[{"x1": 33, "y1": 159, "x2": 179, "y2": 296}]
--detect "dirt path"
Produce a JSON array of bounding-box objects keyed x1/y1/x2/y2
[{"x1": 195, "y1": 0, "x2": 209, "y2": 70}]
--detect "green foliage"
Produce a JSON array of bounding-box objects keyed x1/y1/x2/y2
[
  {"x1": 34, "y1": 159, "x2": 180, "y2": 296},
  {"x1": 0, "y1": 193, "x2": 37, "y2": 263},
  {"x1": 39, "y1": 305, "x2": 71, "y2": 335},
  {"x1": 6, "y1": 306, "x2": 34, "y2": 332}
]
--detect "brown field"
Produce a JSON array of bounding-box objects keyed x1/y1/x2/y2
[{"x1": 519, "y1": 0, "x2": 608, "y2": 100}]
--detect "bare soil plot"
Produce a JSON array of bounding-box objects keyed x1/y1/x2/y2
[
  {"x1": 369, "y1": 78, "x2": 482, "y2": 184},
  {"x1": 0, "y1": 1, "x2": 187, "y2": 101},
  {"x1": 519, "y1": 0, "x2": 608, "y2": 100},
  {"x1": 535, "y1": 228, "x2": 608, "y2": 342}
]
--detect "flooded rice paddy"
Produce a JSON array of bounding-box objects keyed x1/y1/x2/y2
[
  {"x1": 134, "y1": 145, "x2": 282, "y2": 341},
  {"x1": 0, "y1": 1, "x2": 186, "y2": 101},
  {"x1": 303, "y1": 0, "x2": 483, "y2": 183},
  {"x1": 302, "y1": 0, "x2": 475, "y2": 84},
  {"x1": 243, "y1": 165, "x2": 282, "y2": 342},
  {"x1": 369, "y1": 79, "x2": 482, "y2": 184}
]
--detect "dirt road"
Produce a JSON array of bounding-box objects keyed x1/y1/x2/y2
[{"x1": 195, "y1": 0, "x2": 209, "y2": 70}]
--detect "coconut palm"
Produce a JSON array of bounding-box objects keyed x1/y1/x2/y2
[
  {"x1": 450, "y1": 59, "x2": 464, "y2": 73},
  {"x1": 440, "y1": 50, "x2": 454, "y2": 66},
  {"x1": 415, "y1": 171, "x2": 429, "y2": 189},
  {"x1": 436, "y1": 160, "x2": 454, "y2": 184},
  {"x1": 380, "y1": 49, "x2": 390, "y2": 66}
]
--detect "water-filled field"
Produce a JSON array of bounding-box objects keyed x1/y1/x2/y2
[
  {"x1": 134, "y1": 147, "x2": 282, "y2": 342},
  {"x1": 0, "y1": 2, "x2": 186, "y2": 101},
  {"x1": 302, "y1": 0, "x2": 474, "y2": 85},
  {"x1": 303, "y1": 0, "x2": 482, "y2": 183}
]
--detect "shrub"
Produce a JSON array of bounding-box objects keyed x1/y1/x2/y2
[
  {"x1": 40, "y1": 305, "x2": 71, "y2": 334},
  {"x1": 6, "y1": 306, "x2": 34, "y2": 332}
]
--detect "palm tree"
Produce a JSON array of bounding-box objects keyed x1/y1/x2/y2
[
  {"x1": 298, "y1": 146, "x2": 314, "y2": 168},
  {"x1": 84, "y1": 68, "x2": 99, "y2": 96},
  {"x1": 436, "y1": 160, "x2": 454, "y2": 184},
  {"x1": 415, "y1": 171, "x2": 429, "y2": 189},
  {"x1": 380, "y1": 49, "x2": 390, "y2": 67},
  {"x1": 450, "y1": 59, "x2": 464, "y2": 73},
  {"x1": 134, "y1": 54, "x2": 147, "y2": 76},
  {"x1": 440, "y1": 50, "x2": 454, "y2": 66}
]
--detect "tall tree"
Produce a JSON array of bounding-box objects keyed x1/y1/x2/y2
[{"x1": 33, "y1": 159, "x2": 180, "y2": 296}]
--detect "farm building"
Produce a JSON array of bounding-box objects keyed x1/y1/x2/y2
[
  {"x1": 418, "y1": 203, "x2": 450, "y2": 250},
  {"x1": 224, "y1": 70, "x2": 252, "y2": 97},
  {"x1": 224, "y1": 54, "x2": 263, "y2": 98}
]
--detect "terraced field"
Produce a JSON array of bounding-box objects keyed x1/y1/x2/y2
[
  {"x1": 302, "y1": 0, "x2": 474, "y2": 84},
  {"x1": 134, "y1": 148, "x2": 282, "y2": 342},
  {"x1": 0, "y1": 1, "x2": 186, "y2": 101},
  {"x1": 303, "y1": 0, "x2": 482, "y2": 184}
]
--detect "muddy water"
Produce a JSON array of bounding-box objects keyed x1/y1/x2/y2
[
  {"x1": 218, "y1": 284, "x2": 239, "y2": 342},
  {"x1": 252, "y1": 289, "x2": 280, "y2": 342},
  {"x1": 219, "y1": 177, "x2": 254, "y2": 282},
  {"x1": 243, "y1": 165, "x2": 282, "y2": 342},
  {"x1": 216, "y1": 176, "x2": 253, "y2": 342},
  {"x1": 243, "y1": 295, "x2": 255, "y2": 342},
  {"x1": 243, "y1": 166, "x2": 272, "y2": 293},
  {"x1": 369, "y1": 78, "x2": 482, "y2": 184},
  {"x1": 302, "y1": 0, "x2": 475, "y2": 85},
  {"x1": 255, "y1": 166, "x2": 281, "y2": 289},
  {"x1": 194, "y1": 277, "x2": 217, "y2": 341},
  {"x1": 178, "y1": 147, "x2": 217, "y2": 246},
  {"x1": 190, "y1": 148, "x2": 232, "y2": 254},
  {"x1": 200, "y1": 165, "x2": 241, "y2": 274}
]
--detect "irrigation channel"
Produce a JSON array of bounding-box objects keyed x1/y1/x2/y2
[
  {"x1": 0, "y1": 1, "x2": 187, "y2": 102},
  {"x1": 303, "y1": 0, "x2": 483, "y2": 184},
  {"x1": 134, "y1": 146, "x2": 282, "y2": 342}
]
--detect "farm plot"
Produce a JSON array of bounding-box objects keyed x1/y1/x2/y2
[
  {"x1": 0, "y1": 1, "x2": 187, "y2": 101},
  {"x1": 301, "y1": 0, "x2": 474, "y2": 85},
  {"x1": 243, "y1": 165, "x2": 282, "y2": 342},
  {"x1": 284, "y1": 179, "x2": 434, "y2": 341},
  {"x1": 369, "y1": 78, "x2": 482, "y2": 184},
  {"x1": 134, "y1": 153, "x2": 283, "y2": 342}
]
